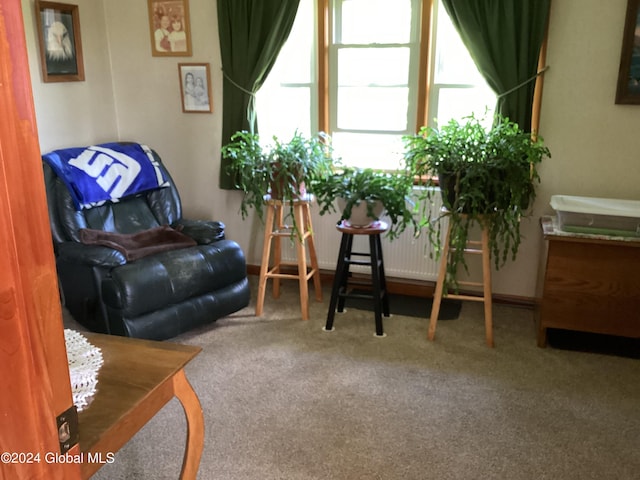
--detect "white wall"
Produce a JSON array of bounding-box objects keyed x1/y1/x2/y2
[
  {"x1": 539, "y1": 0, "x2": 640, "y2": 198},
  {"x1": 491, "y1": 0, "x2": 640, "y2": 298},
  {"x1": 101, "y1": 0, "x2": 245, "y2": 224},
  {"x1": 23, "y1": 0, "x2": 640, "y2": 299},
  {"x1": 23, "y1": 0, "x2": 118, "y2": 150}
]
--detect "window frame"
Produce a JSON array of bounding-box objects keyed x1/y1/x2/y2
[
  {"x1": 318, "y1": 0, "x2": 435, "y2": 166},
  {"x1": 313, "y1": 0, "x2": 546, "y2": 168},
  {"x1": 318, "y1": 0, "x2": 435, "y2": 135},
  {"x1": 328, "y1": 0, "x2": 422, "y2": 137}
]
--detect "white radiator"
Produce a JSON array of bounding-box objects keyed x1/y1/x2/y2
[{"x1": 279, "y1": 188, "x2": 445, "y2": 281}]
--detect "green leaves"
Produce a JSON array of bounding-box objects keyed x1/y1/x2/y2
[
  {"x1": 222, "y1": 112, "x2": 551, "y2": 287},
  {"x1": 402, "y1": 113, "x2": 551, "y2": 292},
  {"x1": 221, "y1": 130, "x2": 335, "y2": 239},
  {"x1": 311, "y1": 166, "x2": 417, "y2": 241}
]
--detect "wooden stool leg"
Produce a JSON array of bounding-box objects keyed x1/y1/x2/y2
[
  {"x1": 428, "y1": 224, "x2": 452, "y2": 341},
  {"x1": 272, "y1": 204, "x2": 284, "y2": 299},
  {"x1": 326, "y1": 233, "x2": 350, "y2": 331},
  {"x1": 256, "y1": 205, "x2": 275, "y2": 316},
  {"x1": 375, "y1": 233, "x2": 390, "y2": 317},
  {"x1": 304, "y1": 203, "x2": 322, "y2": 302},
  {"x1": 294, "y1": 204, "x2": 310, "y2": 320},
  {"x1": 481, "y1": 224, "x2": 494, "y2": 347},
  {"x1": 337, "y1": 234, "x2": 353, "y2": 313},
  {"x1": 370, "y1": 234, "x2": 385, "y2": 336}
]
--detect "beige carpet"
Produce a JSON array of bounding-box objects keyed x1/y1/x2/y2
[{"x1": 66, "y1": 278, "x2": 640, "y2": 480}]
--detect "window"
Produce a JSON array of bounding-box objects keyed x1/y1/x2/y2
[
  {"x1": 429, "y1": 1, "x2": 496, "y2": 128},
  {"x1": 256, "y1": 0, "x2": 496, "y2": 169},
  {"x1": 329, "y1": 0, "x2": 419, "y2": 169},
  {"x1": 255, "y1": 0, "x2": 317, "y2": 143}
]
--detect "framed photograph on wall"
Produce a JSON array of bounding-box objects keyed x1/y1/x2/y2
[
  {"x1": 148, "y1": 0, "x2": 192, "y2": 57},
  {"x1": 616, "y1": 0, "x2": 640, "y2": 104},
  {"x1": 178, "y1": 63, "x2": 212, "y2": 113},
  {"x1": 35, "y1": 1, "x2": 84, "y2": 82}
]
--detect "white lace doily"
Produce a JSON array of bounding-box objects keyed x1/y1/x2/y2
[{"x1": 64, "y1": 329, "x2": 104, "y2": 411}]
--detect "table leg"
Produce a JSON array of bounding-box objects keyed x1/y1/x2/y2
[{"x1": 173, "y1": 369, "x2": 204, "y2": 480}]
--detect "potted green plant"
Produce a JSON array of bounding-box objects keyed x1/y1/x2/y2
[
  {"x1": 222, "y1": 130, "x2": 334, "y2": 238},
  {"x1": 311, "y1": 165, "x2": 418, "y2": 241},
  {"x1": 403, "y1": 113, "x2": 551, "y2": 290}
]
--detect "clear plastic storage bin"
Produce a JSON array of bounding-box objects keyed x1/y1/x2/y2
[{"x1": 550, "y1": 195, "x2": 640, "y2": 237}]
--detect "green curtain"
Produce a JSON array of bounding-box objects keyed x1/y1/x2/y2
[
  {"x1": 440, "y1": 0, "x2": 550, "y2": 131},
  {"x1": 217, "y1": 0, "x2": 300, "y2": 189}
]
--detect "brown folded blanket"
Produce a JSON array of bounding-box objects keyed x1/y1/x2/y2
[{"x1": 79, "y1": 225, "x2": 197, "y2": 261}]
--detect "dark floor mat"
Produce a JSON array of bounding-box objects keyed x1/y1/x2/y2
[{"x1": 344, "y1": 290, "x2": 462, "y2": 320}]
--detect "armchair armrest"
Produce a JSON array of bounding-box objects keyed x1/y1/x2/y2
[
  {"x1": 56, "y1": 242, "x2": 127, "y2": 268},
  {"x1": 173, "y1": 220, "x2": 225, "y2": 244}
]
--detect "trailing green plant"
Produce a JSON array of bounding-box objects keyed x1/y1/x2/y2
[
  {"x1": 403, "y1": 112, "x2": 551, "y2": 291},
  {"x1": 311, "y1": 165, "x2": 418, "y2": 241},
  {"x1": 222, "y1": 130, "x2": 334, "y2": 238}
]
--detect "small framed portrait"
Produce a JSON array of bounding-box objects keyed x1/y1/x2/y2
[
  {"x1": 35, "y1": 1, "x2": 84, "y2": 82},
  {"x1": 148, "y1": 0, "x2": 192, "y2": 57},
  {"x1": 179, "y1": 63, "x2": 212, "y2": 113},
  {"x1": 616, "y1": 0, "x2": 640, "y2": 104}
]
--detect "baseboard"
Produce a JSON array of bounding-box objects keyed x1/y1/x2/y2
[{"x1": 246, "y1": 264, "x2": 535, "y2": 308}]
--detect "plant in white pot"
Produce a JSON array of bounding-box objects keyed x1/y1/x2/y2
[{"x1": 311, "y1": 165, "x2": 418, "y2": 240}]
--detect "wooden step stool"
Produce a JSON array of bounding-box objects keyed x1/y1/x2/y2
[
  {"x1": 255, "y1": 194, "x2": 322, "y2": 320},
  {"x1": 428, "y1": 215, "x2": 494, "y2": 347}
]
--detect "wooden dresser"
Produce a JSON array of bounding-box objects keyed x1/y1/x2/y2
[{"x1": 537, "y1": 217, "x2": 640, "y2": 347}]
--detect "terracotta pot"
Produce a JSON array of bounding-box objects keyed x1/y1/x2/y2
[
  {"x1": 269, "y1": 162, "x2": 306, "y2": 200},
  {"x1": 269, "y1": 178, "x2": 306, "y2": 200}
]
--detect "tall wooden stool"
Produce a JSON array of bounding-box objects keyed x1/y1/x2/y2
[
  {"x1": 255, "y1": 194, "x2": 322, "y2": 320},
  {"x1": 428, "y1": 215, "x2": 494, "y2": 347},
  {"x1": 325, "y1": 220, "x2": 389, "y2": 337}
]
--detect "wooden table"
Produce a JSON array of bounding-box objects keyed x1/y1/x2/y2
[
  {"x1": 537, "y1": 216, "x2": 640, "y2": 347},
  {"x1": 77, "y1": 333, "x2": 204, "y2": 479}
]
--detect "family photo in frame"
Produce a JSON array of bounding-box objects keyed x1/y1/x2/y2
[
  {"x1": 616, "y1": 0, "x2": 640, "y2": 104},
  {"x1": 35, "y1": 1, "x2": 84, "y2": 82},
  {"x1": 148, "y1": 0, "x2": 192, "y2": 57},
  {"x1": 179, "y1": 63, "x2": 212, "y2": 113}
]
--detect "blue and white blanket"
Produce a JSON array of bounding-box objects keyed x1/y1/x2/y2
[{"x1": 43, "y1": 142, "x2": 169, "y2": 210}]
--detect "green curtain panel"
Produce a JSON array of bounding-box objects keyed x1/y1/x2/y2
[
  {"x1": 441, "y1": 0, "x2": 551, "y2": 131},
  {"x1": 217, "y1": 0, "x2": 300, "y2": 189}
]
